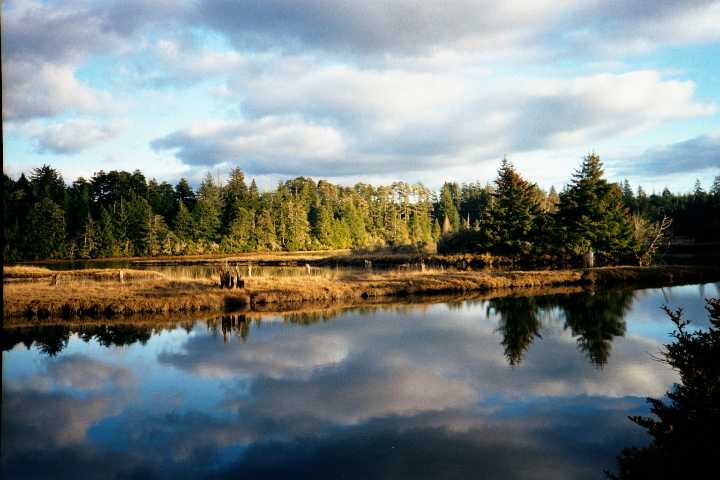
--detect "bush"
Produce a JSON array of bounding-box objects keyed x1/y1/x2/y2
[{"x1": 607, "y1": 297, "x2": 720, "y2": 478}]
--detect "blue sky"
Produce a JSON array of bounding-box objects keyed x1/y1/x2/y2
[{"x1": 2, "y1": 0, "x2": 719, "y2": 192}]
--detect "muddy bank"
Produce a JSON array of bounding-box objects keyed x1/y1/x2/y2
[{"x1": 3, "y1": 265, "x2": 719, "y2": 320}]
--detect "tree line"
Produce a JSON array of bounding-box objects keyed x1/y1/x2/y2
[{"x1": 4, "y1": 155, "x2": 719, "y2": 264}]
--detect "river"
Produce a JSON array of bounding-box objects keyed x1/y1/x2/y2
[{"x1": 2, "y1": 283, "x2": 718, "y2": 479}]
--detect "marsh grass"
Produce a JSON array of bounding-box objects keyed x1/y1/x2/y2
[{"x1": 4, "y1": 264, "x2": 719, "y2": 320}]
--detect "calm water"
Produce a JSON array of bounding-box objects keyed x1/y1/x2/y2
[{"x1": 2, "y1": 284, "x2": 718, "y2": 479}]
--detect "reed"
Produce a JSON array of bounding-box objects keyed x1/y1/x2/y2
[{"x1": 4, "y1": 264, "x2": 719, "y2": 320}]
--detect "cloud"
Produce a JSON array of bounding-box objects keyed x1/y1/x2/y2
[
  {"x1": 613, "y1": 132, "x2": 720, "y2": 177},
  {"x1": 1, "y1": 0, "x2": 187, "y2": 121},
  {"x1": 193, "y1": 0, "x2": 720, "y2": 57},
  {"x1": 153, "y1": 69, "x2": 714, "y2": 177},
  {"x1": 2, "y1": 61, "x2": 110, "y2": 121},
  {"x1": 151, "y1": 116, "x2": 347, "y2": 173},
  {"x1": 22, "y1": 118, "x2": 124, "y2": 155}
]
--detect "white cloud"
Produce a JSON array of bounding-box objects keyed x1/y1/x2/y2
[
  {"x1": 151, "y1": 116, "x2": 347, "y2": 173},
  {"x1": 2, "y1": 61, "x2": 110, "y2": 121},
  {"x1": 155, "y1": 68, "x2": 714, "y2": 178},
  {"x1": 27, "y1": 118, "x2": 125, "y2": 155}
]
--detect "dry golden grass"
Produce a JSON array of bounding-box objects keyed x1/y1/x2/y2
[
  {"x1": 4, "y1": 266, "x2": 164, "y2": 282},
  {"x1": 4, "y1": 265, "x2": 56, "y2": 278},
  {"x1": 4, "y1": 264, "x2": 719, "y2": 320}
]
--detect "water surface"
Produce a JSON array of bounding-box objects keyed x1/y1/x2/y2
[{"x1": 2, "y1": 284, "x2": 718, "y2": 479}]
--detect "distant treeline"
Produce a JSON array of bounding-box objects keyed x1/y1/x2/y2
[{"x1": 3, "y1": 155, "x2": 719, "y2": 264}]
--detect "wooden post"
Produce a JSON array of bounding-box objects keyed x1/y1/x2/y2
[
  {"x1": 583, "y1": 250, "x2": 594, "y2": 268},
  {"x1": 119, "y1": 269, "x2": 124, "y2": 284},
  {"x1": 305, "y1": 263, "x2": 311, "y2": 275}
]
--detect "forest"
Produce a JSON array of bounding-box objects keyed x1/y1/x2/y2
[{"x1": 4, "y1": 154, "x2": 720, "y2": 265}]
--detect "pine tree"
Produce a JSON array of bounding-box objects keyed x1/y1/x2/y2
[
  {"x1": 97, "y1": 207, "x2": 118, "y2": 257},
  {"x1": 711, "y1": 176, "x2": 720, "y2": 198},
  {"x1": 25, "y1": 199, "x2": 66, "y2": 259},
  {"x1": 312, "y1": 202, "x2": 336, "y2": 248},
  {"x1": 557, "y1": 154, "x2": 635, "y2": 263},
  {"x1": 342, "y1": 200, "x2": 369, "y2": 247},
  {"x1": 221, "y1": 207, "x2": 256, "y2": 252},
  {"x1": 126, "y1": 195, "x2": 153, "y2": 256},
  {"x1": 175, "y1": 178, "x2": 196, "y2": 211},
  {"x1": 490, "y1": 158, "x2": 541, "y2": 257},
  {"x1": 277, "y1": 198, "x2": 310, "y2": 251},
  {"x1": 255, "y1": 209, "x2": 278, "y2": 251},
  {"x1": 248, "y1": 179, "x2": 260, "y2": 210},
  {"x1": 437, "y1": 183, "x2": 460, "y2": 233},
  {"x1": 79, "y1": 213, "x2": 97, "y2": 259},
  {"x1": 193, "y1": 173, "x2": 223, "y2": 243},
  {"x1": 174, "y1": 201, "x2": 194, "y2": 240},
  {"x1": 432, "y1": 218, "x2": 442, "y2": 241},
  {"x1": 222, "y1": 167, "x2": 250, "y2": 232}
]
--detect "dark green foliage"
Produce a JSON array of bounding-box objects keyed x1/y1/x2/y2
[
  {"x1": 608, "y1": 298, "x2": 720, "y2": 479},
  {"x1": 175, "y1": 178, "x2": 196, "y2": 211},
  {"x1": 488, "y1": 159, "x2": 542, "y2": 257},
  {"x1": 25, "y1": 199, "x2": 66, "y2": 259},
  {"x1": 4, "y1": 159, "x2": 716, "y2": 262},
  {"x1": 221, "y1": 207, "x2": 256, "y2": 252},
  {"x1": 557, "y1": 154, "x2": 635, "y2": 263},
  {"x1": 558, "y1": 289, "x2": 631, "y2": 367},
  {"x1": 437, "y1": 182, "x2": 461, "y2": 234},
  {"x1": 621, "y1": 176, "x2": 720, "y2": 244},
  {"x1": 96, "y1": 207, "x2": 118, "y2": 257},
  {"x1": 488, "y1": 290, "x2": 632, "y2": 368},
  {"x1": 174, "y1": 201, "x2": 194, "y2": 240},
  {"x1": 488, "y1": 296, "x2": 542, "y2": 366}
]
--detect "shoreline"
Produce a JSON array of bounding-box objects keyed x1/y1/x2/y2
[{"x1": 3, "y1": 264, "x2": 719, "y2": 321}]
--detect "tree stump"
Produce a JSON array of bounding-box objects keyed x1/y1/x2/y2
[
  {"x1": 583, "y1": 251, "x2": 594, "y2": 268},
  {"x1": 119, "y1": 269, "x2": 125, "y2": 284}
]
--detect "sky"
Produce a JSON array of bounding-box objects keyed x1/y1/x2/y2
[{"x1": 2, "y1": 0, "x2": 719, "y2": 192}]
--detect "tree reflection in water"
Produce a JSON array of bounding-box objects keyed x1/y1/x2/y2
[
  {"x1": 488, "y1": 296, "x2": 543, "y2": 366},
  {"x1": 3, "y1": 288, "x2": 634, "y2": 367},
  {"x1": 558, "y1": 290, "x2": 632, "y2": 367},
  {"x1": 489, "y1": 289, "x2": 633, "y2": 367}
]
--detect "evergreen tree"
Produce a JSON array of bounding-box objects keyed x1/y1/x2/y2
[
  {"x1": 221, "y1": 207, "x2": 256, "y2": 252},
  {"x1": 609, "y1": 298, "x2": 720, "y2": 479},
  {"x1": 148, "y1": 180, "x2": 177, "y2": 223},
  {"x1": 175, "y1": 178, "x2": 196, "y2": 211},
  {"x1": 437, "y1": 183, "x2": 460, "y2": 233},
  {"x1": 255, "y1": 209, "x2": 278, "y2": 251},
  {"x1": 432, "y1": 218, "x2": 442, "y2": 241},
  {"x1": 248, "y1": 179, "x2": 260, "y2": 210},
  {"x1": 79, "y1": 213, "x2": 97, "y2": 259},
  {"x1": 557, "y1": 154, "x2": 635, "y2": 263},
  {"x1": 278, "y1": 198, "x2": 310, "y2": 250},
  {"x1": 29, "y1": 165, "x2": 66, "y2": 205},
  {"x1": 25, "y1": 199, "x2": 66, "y2": 259},
  {"x1": 126, "y1": 195, "x2": 153, "y2": 256},
  {"x1": 193, "y1": 173, "x2": 223, "y2": 243},
  {"x1": 174, "y1": 201, "x2": 194, "y2": 240},
  {"x1": 490, "y1": 158, "x2": 541, "y2": 257},
  {"x1": 97, "y1": 207, "x2": 118, "y2": 257},
  {"x1": 711, "y1": 176, "x2": 720, "y2": 198},
  {"x1": 312, "y1": 202, "x2": 336, "y2": 248},
  {"x1": 222, "y1": 167, "x2": 250, "y2": 232}
]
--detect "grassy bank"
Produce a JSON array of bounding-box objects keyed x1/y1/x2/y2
[{"x1": 4, "y1": 264, "x2": 719, "y2": 320}]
